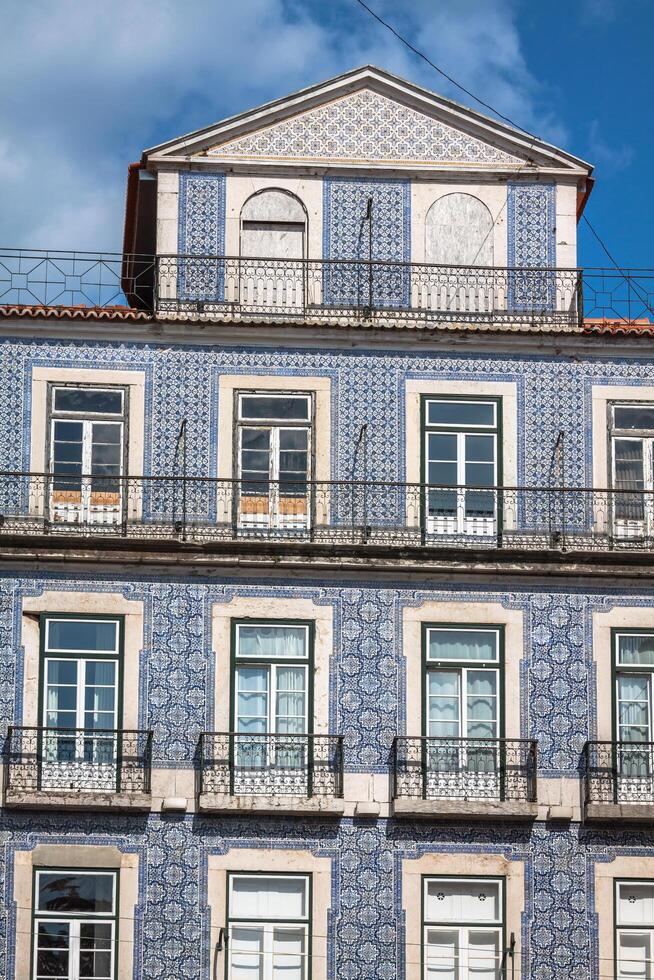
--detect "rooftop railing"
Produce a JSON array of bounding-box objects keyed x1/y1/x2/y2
[
  {"x1": 2, "y1": 473, "x2": 654, "y2": 556},
  {"x1": 1, "y1": 247, "x2": 652, "y2": 327},
  {"x1": 4, "y1": 726, "x2": 153, "y2": 796},
  {"x1": 199, "y1": 732, "x2": 344, "y2": 799},
  {"x1": 391, "y1": 736, "x2": 538, "y2": 803}
]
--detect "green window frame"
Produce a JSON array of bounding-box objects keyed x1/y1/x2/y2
[
  {"x1": 421, "y1": 874, "x2": 506, "y2": 979},
  {"x1": 31, "y1": 866, "x2": 119, "y2": 980},
  {"x1": 39, "y1": 613, "x2": 125, "y2": 734},
  {"x1": 420, "y1": 395, "x2": 503, "y2": 537},
  {"x1": 225, "y1": 871, "x2": 312, "y2": 980},
  {"x1": 611, "y1": 629, "x2": 654, "y2": 784},
  {"x1": 230, "y1": 619, "x2": 314, "y2": 737},
  {"x1": 422, "y1": 624, "x2": 505, "y2": 741},
  {"x1": 615, "y1": 878, "x2": 654, "y2": 979}
]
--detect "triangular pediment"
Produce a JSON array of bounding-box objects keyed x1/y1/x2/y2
[
  {"x1": 205, "y1": 88, "x2": 522, "y2": 167},
  {"x1": 145, "y1": 67, "x2": 592, "y2": 176}
]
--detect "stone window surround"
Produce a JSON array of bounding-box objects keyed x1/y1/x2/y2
[
  {"x1": 13, "y1": 844, "x2": 139, "y2": 980},
  {"x1": 595, "y1": 855, "x2": 654, "y2": 979},
  {"x1": 592, "y1": 604, "x2": 654, "y2": 743},
  {"x1": 211, "y1": 596, "x2": 332, "y2": 736},
  {"x1": 207, "y1": 847, "x2": 332, "y2": 980},
  {"x1": 216, "y1": 373, "x2": 331, "y2": 485},
  {"x1": 403, "y1": 599, "x2": 523, "y2": 740},
  {"x1": 405, "y1": 380, "x2": 518, "y2": 518},
  {"x1": 29, "y1": 367, "x2": 146, "y2": 520},
  {"x1": 402, "y1": 852, "x2": 525, "y2": 980},
  {"x1": 591, "y1": 383, "x2": 654, "y2": 496},
  {"x1": 21, "y1": 590, "x2": 144, "y2": 732}
]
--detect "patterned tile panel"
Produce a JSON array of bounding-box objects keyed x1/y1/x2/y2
[
  {"x1": 177, "y1": 173, "x2": 226, "y2": 302},
  {"x1": 207, "y1": 89, "x2": 523, "y2": 165},
  {"x1": 507, "y1": 181, "x2": 556, "y2": 311},
  {"x1": 322, "y1": 176, "x2": 411, "y2": 308}
]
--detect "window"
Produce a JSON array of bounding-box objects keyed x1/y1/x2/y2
[
  {"x1": 423, "y1": 877, "x2": 504, "y2": 979},
  {"x1": 610, "y1": 403, "x2": 654, "y2": 535},
  {"x1": 614, "y1": 631, "x2": 654, "y2": 792},
  {"x1": 236, "y1": 393, "x2": 312, "y2": 531},
  {"x1": 232, "y1": 621, "x2": 312, "y2": 793},
  {"x1": 48, "y1": 384, "x2": 127, "y2": 527},
  {"x1": 423, "y1": 397, "x2": 500, "y2": 537},
  {"x1": 33, "y1": 869, "x2": 117, "y2": 980},
  {"x1": 227, "y1": 873, "x2": 310, "y2": 980},
  {"x1": 424, "y1": 626, "x2": 502, "y2": 799},
  {"x1": 616, "y1": 880, "x2": 654, "y2": 979},
  {"x1": 40, "y1": 615, "x2": 122, "y2": 791}
]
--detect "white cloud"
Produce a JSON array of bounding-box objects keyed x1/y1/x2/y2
[{"x1": 0, "y1": 0, "x2": 568, "y2": 250}]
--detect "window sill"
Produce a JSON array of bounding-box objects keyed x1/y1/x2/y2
[
  {"x1": 3, "y1": 789, "x2": 152, "y2": 812},
  {"x1": 584, "y1": 802, "x2": 654, "y2": 823},
  {"x1": 392, "y1": 798, "x2": 538, "y2": 820},
  {"x1": 198, "y1": 793, "x2": 345, "y2": 816}
]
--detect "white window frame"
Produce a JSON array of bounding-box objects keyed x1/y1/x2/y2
[
  {"x1": 227, "y1": 873, "x2": 310, "y2": 980},
  {"x1": 32, "y1": 868, "x2": 117, "y2": 980},
  {"x1": 616, "y1": 879, "x2": 654, "y2": 980},
  {"x1": 609, "y1": 402, "x2": 654, "y2": 539},
  {"x1": 423, "y1": 876, "x2": 504, "y2": 980},
  {"x1": 48, "y1": 384, "x2": 127, "y2": 528},
  {"x1": 236, "y1": 392, "x2": 313, "y2": 531},
  {"x1": 423, "y1": 398, "x2": 499, "y2": 538},
  {"x1": 41, "y1": 617, "x2": 122, "y2": 792}
]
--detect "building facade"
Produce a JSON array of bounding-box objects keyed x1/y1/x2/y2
[{"x1": 1, "y1": 65, "x2": 654, "y2": 979}]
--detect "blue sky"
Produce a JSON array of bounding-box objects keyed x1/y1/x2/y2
[{"x1": 2, "y1": 0, "x2": 651, "y2": 269}]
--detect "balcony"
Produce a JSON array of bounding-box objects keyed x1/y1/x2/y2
[
  {"x1": 3, "y1": 726, "x2": 152, "y2": 811},
  {"x1": 3, "y1": 474, "x2": 654, "y2": 564},
  {"x1": 198, "y1": 732, "x2": 344, "y2": 815},
  {"x1": 391, "y1": 736, "x2": 538, "y2": 819},
  {"x1": 1, "y1": 247, "x2": 653, "y2": 328},
  {"x1": 583, "y1": 740, "x2": 654, "y2": 822}
]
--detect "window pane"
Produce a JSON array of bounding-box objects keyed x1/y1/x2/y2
[
  {"x1": 469, "y1": 930, "x2": 501, "y2": 980},
  {"x1": 428, "y1": 433, "x2": 458, "y2": 462},
  {"x1": 37, "y1": 872, "x2": 114, "y2": 914},
  {"x1": 54, "y1": 388, "x2": 124, "y2": 415},
  {"x1": 465, "y1": 435, "x2": 496, "y2": 463},
  {"x1": 425, "y1": 879, "x2": 501, "y2": 924},
  {"x1": 79, "y1": 922, "x2": 113, "y2": 979},
  {"x1": 47, "y1": 620, "x2": 118, "y2": 654},
  {"x1": 230, "y1": 876, "x2": 307, "y2": 920},
  {"x1": 614, "y1": 440, "x2": 645, "y2": 489},
  {"x1": 240, "y1": 396, "x2": 310, "y2": 421},
  {"x1": 618, "y1": 883, "x2": 654, "y2": 925},
  {"x1": 617, "y1": 931, "x2": 652, "y2": 979},
  {"x1": 273, "y1": 928, "x2": 306, "y2": 979},
  {"x1": 428, "y1": 630, "x2": 498, "y2": 662},
  {"x1": 425, "y1": 929, "x2": 458, "y2": 980},
  {"x1": 230, "y1": 926, "x2": 264, "y2": 979},
  {"x1": 619, "y1": 635, "x2": 654, "y2": 666},
  {"x1": 427, "y1": 401, "x2": 495, "y2": 428},
  {"x1": 238, "y1": 625, "x2": 307, "y2": 659},
  {"x1": 615, "y1": 405, "x2": 654, "y2": 431}
]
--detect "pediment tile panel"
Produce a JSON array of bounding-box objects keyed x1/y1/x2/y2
[{"x1": 207, "y1": 89, "x2": 522, "y2": 165}]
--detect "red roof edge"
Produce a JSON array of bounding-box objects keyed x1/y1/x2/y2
[{"x1": 577, "y1": 175, "x2": 595, "y2": 220}]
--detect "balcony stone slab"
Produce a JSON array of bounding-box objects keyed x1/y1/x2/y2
[
  {"x1": 392, "y1": 798, "x2": 538, "y2": 820},
  {"x1": 4, "y1": 789, "x2": 152, "y2": 812},
  {"x1": 198, "y1": 793, "x2": 345, "y2": 816},
  {"x1": 584, "y1": 802, "x2": 654, "y2": 823}
]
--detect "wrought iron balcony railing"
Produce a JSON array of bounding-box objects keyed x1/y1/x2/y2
[
  {"x1": 391, "y1": 736, "x2": 538, "y2": 803},
  {"x1": 3, "y1": 473, "x2": 654, "y2": 556},
  {"x1": 583, "y1": 740, "x2": 654, "y2": 806},
  {"x1": 1, "y1": 247, "x2": 653, "y2": 327},
  {"x1": 199, "y1": 732, "x2": 344, "y2": 799},
  {"x1": 4, "y1": 726, "x2": 153, "y2": 796}
]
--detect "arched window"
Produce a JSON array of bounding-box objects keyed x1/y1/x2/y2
[
  {"x1": 425, "y1": 194, "x2": 494, "y2": 267},
  {"x1": 240, "y1": 189, "x2": 307, "y2": 260}
]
